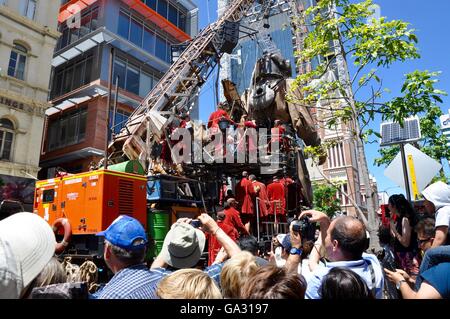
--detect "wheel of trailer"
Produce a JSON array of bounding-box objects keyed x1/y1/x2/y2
[
  {"x1": 295, "y1": 149, "x2": 313, "y2": 208},
  {"x1": 52, "y1": 218, "x2": 72, "y2": 254}
]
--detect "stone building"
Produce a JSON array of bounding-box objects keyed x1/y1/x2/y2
[{"x1": 0, "y1": 0, "x2": 59, "y2": 210}]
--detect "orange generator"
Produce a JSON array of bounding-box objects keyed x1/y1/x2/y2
[{"x1": 33, "y1": 169, "x2": 147, "y2": 253}]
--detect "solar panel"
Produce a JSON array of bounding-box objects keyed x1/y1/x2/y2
[{"x1": 380, "y1": 116, "x2": 421, "y2": 146}]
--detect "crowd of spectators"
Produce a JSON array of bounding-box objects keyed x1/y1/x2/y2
[{"x1": 1, "y1": 181, "x2": 449, "y2": 299}]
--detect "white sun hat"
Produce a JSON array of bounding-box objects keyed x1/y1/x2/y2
[{"x1": 0, "y1": 213, "x2": 56, "y2": 298}]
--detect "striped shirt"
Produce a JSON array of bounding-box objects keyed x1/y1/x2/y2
[{"x1": 92, "y1": 264, "x2": 158, "y2": 299}]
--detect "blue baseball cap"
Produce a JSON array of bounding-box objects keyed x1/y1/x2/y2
[{"x1": 96, "y1": 215, "x2": 148, "y2": 250}]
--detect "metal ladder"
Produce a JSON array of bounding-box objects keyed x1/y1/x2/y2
[{"x1": 108, "y1": 0, "x2": 261, "y2": 167}]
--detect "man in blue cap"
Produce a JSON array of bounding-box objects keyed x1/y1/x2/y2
[{"x1": 92, "y1": 215, "x2": 156, "y2": 299}]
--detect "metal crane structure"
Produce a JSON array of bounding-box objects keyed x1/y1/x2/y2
[{"x1": 108, "y1": 0, "x2": 269, "y2": 171}]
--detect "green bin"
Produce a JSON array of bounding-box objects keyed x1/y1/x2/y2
[{"x1": 146, "y1": 210, "x2": 170, "y2": 259}]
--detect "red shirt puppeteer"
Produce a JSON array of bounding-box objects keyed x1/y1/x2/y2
[
  {"x1": 267, "y1": 180, "x2": 286, "y2": 216},
  {"x1": 207, "y1": 220, "x2": 238, "y2": 265}
]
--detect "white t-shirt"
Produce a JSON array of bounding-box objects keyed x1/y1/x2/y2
[{"x1": 435, "y1": 206, "x2": 450, "y2": 228}]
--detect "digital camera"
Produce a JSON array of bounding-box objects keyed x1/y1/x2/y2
[
  {"x1": 190, "y1": 220, "x2": 202, "y2": 228},
  {"x1": 291, "y1": 217, "x2": 316, "y2": 241},
  {"x1": 258, "y1": 240, "x2": 272, "y2": 256}
]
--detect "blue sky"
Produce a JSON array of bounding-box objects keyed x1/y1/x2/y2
[{"x1": 191, "y1": 0, "x2": 450, "y2": 197}]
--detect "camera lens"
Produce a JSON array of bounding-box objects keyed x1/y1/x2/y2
[{"x1": 190, "y1": 220, "x2": 201, "y2": 228}]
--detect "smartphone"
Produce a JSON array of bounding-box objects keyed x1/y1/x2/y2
[
  {"x1": 190, "y1": 220, "x2": 202, "y2": 228},
  {"x1": 385, "y1": 261, "x2": 396, "y2": 272}
]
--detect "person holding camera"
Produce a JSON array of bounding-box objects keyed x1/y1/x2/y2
[
  {"x1": 207, "y1": 211, "x2": 239, "y2": 266},
  {"x1": 148, "y1": 213, "x2": 241, "y2": 298},
  {"x1": 297, "y1": 210, "x2": 384, "y2": 299}
]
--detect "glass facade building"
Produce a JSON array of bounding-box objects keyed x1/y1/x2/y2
[
  {"x1": 221, "y1": 0, "x2": 315, "y2": 95},
  {"x1": 230, "y1": 12, "x2": 296, "y2": 95}
]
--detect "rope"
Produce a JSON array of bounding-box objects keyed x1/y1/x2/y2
[
  {"x1": 62, "y1": 257, "x2": 80, "y2": 283},
  {"x1": 62, "y1": 257, "x2": 100, "y2": 293},
  {"x1": 79, "y1": 260, "x2": 100, "y2": 293}
]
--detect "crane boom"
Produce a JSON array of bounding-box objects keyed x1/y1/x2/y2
[{"x1": 108, "y1": 0, "x2": 263, "y2": 167}]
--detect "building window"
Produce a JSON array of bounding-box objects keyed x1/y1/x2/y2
[
  {"x1": 178, "y1": 12, "x2": 186, "y2": 31},
  {"x1": 143, "y1": 0, "x2": 187, "y2": 29},
  {"x1": 118, "y1": 9, "x2": 175, "y2": 63},
  {"x1": 126, "y1": 64, "x2": 140, "y2": 96},
  {"x1": 20, "y1": 0, "x2": 37, "y2": 20},
  {"x1": 113, "y1": 58, "x2": 126, "y2": 89},
  {"x1": 110, "y1": 109, "x2": 131, "y2": 137},
  {"x1": 0, "y1": 119, "x2": 14, "y2": 161},
  {"x1": 341, "y1": 183, "x2": 349, "y2": 205},
  {"x1": 113, "y1": 56, "x2": 158, "y2": 97},
  {"x1": 47, "y1": 108, "x2": 87, "y2": 151},
  {"x1": 139, "y1": 71, "x2": 152, "y2": 97},
  {"x1": 327, "y1": 142, "x2": 345, "y2": 169},
  {"x1": 118, "y1": 11, "x2": 130, "y2": 39},
  {"x1": 51, "y1": 54, "x2": 93, "y2": 99},
  {"x1": 168, "y1": 4, "x2": 178, "y2": 26},
  {"x1": 7, "y1": 44, "x2": 27, "y2": 80},
  {"x1": 130, "y1": 18, "x2": 143, "y2": 47},
  {"x1": 145, "y1": 0, "x2": 157, "y2": 11},
  {"x1": 157, "y1": 0, "x2": 168, "y2": 18},
  {"x1": 143, "y1": 27, "x2": 155, "y2": 55}
]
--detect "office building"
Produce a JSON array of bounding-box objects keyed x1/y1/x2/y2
[{"x1": 39, "y1": 0, "x2": 198, "y2": 178}]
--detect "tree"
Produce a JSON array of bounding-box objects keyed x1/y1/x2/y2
[
  {"x1": 313, "y1": 182, "x2": 342, "y2": 219},
  {"x1": 290, "y1": 0, "x2": 446, "y2": 251}
]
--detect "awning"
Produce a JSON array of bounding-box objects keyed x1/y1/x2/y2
[
  {"x1": 52, "y1": 29, "x2": 169, "y2": 73},
  {"x1": 40, "y1": 147, "x2": 105, "y2": 168},
  {"x1": 46, "y1": 95, "x2": 96, "y2": 116},
  {"x1": 46, "y1": 84, "x2": 141, "y2": 116},
  {"x1": 52, "y1": 31, "x2": 114, "y2": 67}
]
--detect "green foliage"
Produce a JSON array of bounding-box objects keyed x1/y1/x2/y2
[
  {"x1": 292, "y1": 0, "x2": 447, "y2": 174},
  {"x1": 380, "y1": 71, "x2": 447, "y2": 124},
  {"x1": 313, "y1": 183, "x2": 342, "y2": 218}
]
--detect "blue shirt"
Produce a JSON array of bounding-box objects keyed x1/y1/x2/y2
[
  {"x1": 420, "y1": 262, "x2": 450, "y2": 298},
  {"x1": 147, "y1": 263, "x2": 224, "y2": 299},
  {"x1": 92, "y1": 264, "x2": 159, "y2": 299},
  {"x1": 305, "y1": 253, "x2": 384, "y2": 299}
]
